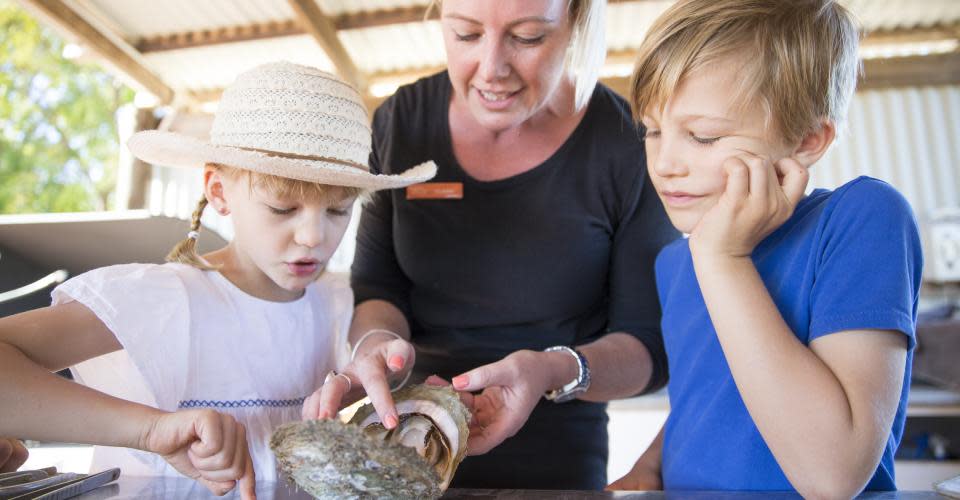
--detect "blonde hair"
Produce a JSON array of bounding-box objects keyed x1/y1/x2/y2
[
  {"x1": 428, "y1": 0, "x2": 605, "y2": 112},
  {"x1": 167, "y1": 163, "x2": 367, "y2": 270},
  {"x1": 629, "y1": 0, "x2": 861, "y2": 146}
]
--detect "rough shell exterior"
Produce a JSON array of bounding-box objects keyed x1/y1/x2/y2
[{"x1": 270, "y1": 385, "x2": 470, "y2": 500}]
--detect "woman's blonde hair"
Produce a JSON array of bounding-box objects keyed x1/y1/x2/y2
[
  {"x1": 428, "y1": 0, "x2": 606, "y2": 111},
  {"x1": 167, "y1": 163, "x2": 367, "y2": 270},
  {"x1": 629, "y1": 0, "x2": 861, "y2": 146}
]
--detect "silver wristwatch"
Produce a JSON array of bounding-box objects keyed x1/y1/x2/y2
[{"x1": 543, "y1": 345, "x2": 591, "y2": 403}]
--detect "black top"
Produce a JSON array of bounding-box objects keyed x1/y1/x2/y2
[{"x1": 351, "y1": 72, "x2": 678, "y2": 489}]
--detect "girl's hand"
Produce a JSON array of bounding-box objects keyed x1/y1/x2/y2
[
  {"x1": 606, "y1": 459, "x2": 662, "y2": 491},
  {"x1": 689, "y1": 154, "x2": 809, "y2": 260},
  {"x1": 141, "y1": 410, "x2": 256, "y2": 499},
  {"x1": 302, "y1": 331, "x2": 414, "y2": 430},
  {"x1": 449, "y1": 350, "x2": 555, "y2": 455},
  {"x1": 0, "y1": 438, "x2": 28, "y2": 473}
]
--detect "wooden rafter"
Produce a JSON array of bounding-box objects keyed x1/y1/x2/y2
[
  {"x1": 137, "y1": 20, "x2": 303, "y2": 53},
  {"x1": 859, "y1": 51, "x2": 960, "y2": 89},
  {"x1": 862, "y1": 23, "x2": 960, "y2": 46},
  {"x1": 287, "y1": 0, "x2": 365, "y2": 90},
  {"x1": 15, "y1": 0, "x2": 175, "y2": 104},
  {"x1": 334, "y1": 5, "x2": 433, "y2": 30}
]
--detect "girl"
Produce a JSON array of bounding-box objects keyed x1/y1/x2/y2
[{"x1": 0, "y1": 62, "x2": 435, "y2": 498}]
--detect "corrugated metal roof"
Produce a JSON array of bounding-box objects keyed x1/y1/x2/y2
[
  {"x1": 143, "y1": 35, "x2": 333, "y2": 91},
  {"x1": 48, "y1": 0, "x2": 960, "y2": 98},
  {"x1": 341, "y1": 22, "x2": 444, "y2": 73},
  {"x1": 844, "y1": 0, "x2": 960, "y2": 31},
  {"x1": 607, "y1": 1, "x2": 673, "y2": 52},
  {"x1": 80, "y1": 0, "x2": 296, "y2": 38}
]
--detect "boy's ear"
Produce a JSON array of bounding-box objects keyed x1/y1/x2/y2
[
  {"x1": 792, "y1": 120, "x2": 836, "y2": 168},
  {"x1": 203, "y1": 165, "x2": 230, "y2": 215}
]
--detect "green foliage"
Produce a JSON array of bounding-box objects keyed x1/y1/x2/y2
[{"x1": 0, "y1": 0, "x2": 134, "y2": 214}]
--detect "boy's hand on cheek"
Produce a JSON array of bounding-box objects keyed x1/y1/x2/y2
[{"x1": 689, "y1": 154, "x2": 808, "y2": 261}]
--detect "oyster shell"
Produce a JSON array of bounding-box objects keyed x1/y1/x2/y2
[{"x1": 271, "y1": 384, "x2": 470, "y2": 499}]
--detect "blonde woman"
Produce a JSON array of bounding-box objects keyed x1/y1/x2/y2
[
  {"x1": 0, "y1": 62, "x2": 434, "y2": 497},
  {"x1": 305, "y1": 0, "x2": 679, "y2": 490}
]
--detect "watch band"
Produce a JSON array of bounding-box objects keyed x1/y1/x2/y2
[{"x1": 543, "y1": 345, "x2": 591, "y2": 403}]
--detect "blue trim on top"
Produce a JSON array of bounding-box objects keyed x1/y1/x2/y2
[{"x1": 178, "y1": 397, "x2": 306, "y2": 409}]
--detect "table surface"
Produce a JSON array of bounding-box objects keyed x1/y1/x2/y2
[{"x1": 69, "y1": 475, "x2": 948, "y2": 499}]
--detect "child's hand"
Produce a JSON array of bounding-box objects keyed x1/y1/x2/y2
[
  {"x1": 0, "y1": 438, "x2": 28, "y2": 473},
  {"x1": 141, "y1": 410, "x2": 256, "y2": 499},
  {"x1": 606, "y1": 459, "x2": 662, "y2": 491},
  {"x1": 689, "y1": 153, "x2": 808, "y2": 260},
  {"x1": 302, "y1": 331, "x2": 414, "y2": 430}
]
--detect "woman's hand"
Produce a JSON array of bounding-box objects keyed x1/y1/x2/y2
[
  {"x1": 450, "y1": 350, "x2": 562, "y2": 455},
  {"x1": 302, "y1": 331, "x2": 414, "y2": 430},
  {"x1": 0, "y1": 437, "x2": 28, "y2": 473},
  {"x1": 140, "y1": 410, "x2": 256, "y2": 499},
  {"x1": 689, "y1": 154, "x2": 809, "y2": 260}
]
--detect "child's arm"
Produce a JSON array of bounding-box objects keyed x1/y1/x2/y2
[
  {"x1": 690, "y1": 157, "x2": 908, "y2": 498},
  {"x1": 606, "y1": 423, "x2": 664, "y2": 491},
  {"x1": 0, "y1": 302, "x2": 257, "y2": 499}
]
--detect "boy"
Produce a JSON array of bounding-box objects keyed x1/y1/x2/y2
[{"x1": 608, "y1": 0, "x2": 923, "y2": 497}]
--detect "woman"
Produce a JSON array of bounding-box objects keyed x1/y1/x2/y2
[{"x1": 305, "y1": 0, "x2": 678, "y2": 489}]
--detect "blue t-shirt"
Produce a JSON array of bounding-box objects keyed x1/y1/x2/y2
[{"x1": 656, "y1": 176, "x2": 923, "y2": 491}]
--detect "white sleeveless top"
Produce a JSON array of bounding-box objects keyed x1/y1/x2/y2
[{"x1": 53, "y1": 263, "x2": 352, "y2": 481}]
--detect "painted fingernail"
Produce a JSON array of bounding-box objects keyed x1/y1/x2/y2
[
  {"x1": 452, "y1": 375, "x2": 468, "y2": 389},
  {"x1": 385, "y1": 414, "x2": 399, "y2": 429},
  {"x1": 388, "y1": 355, "x2": 404, "y2": 371}
]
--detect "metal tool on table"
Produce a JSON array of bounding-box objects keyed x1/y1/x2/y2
[
  {"x1": 0, "y1": 468, "x2": 120, "y2": 500},
  {"x1": 0, "y1": 468, "x2": 58, "y2": 488}
]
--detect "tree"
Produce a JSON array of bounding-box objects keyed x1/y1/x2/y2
[{"x1": 0, "y1": 0, "x2": 134, "y2": 214}]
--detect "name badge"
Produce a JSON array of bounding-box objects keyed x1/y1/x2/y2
[{"x1": 406, "y1": 182, "x2": 463, "y2": 200}]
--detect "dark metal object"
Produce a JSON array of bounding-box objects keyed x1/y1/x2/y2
[{"x1": 0, "y1": 468, "x2": 119, "y2": 500}]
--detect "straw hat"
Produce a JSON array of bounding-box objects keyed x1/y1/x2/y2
[{"x1": 127, "y1": 62, "x2": 435, "y2": 190}]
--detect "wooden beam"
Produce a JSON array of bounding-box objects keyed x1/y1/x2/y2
[
  {"x1": 334, "y1": 6, "x2": 431, "y2": 30},
  {"x1": 862, "y1": 23, "x2": 960, "y2": 46},
  {"x1": 859, "y1": 51, "x2": 960, "y2": 89},
  {"x1": 287, "y1": 0, "x2": 365, "y2": 90},
  {"x1": 15, "y1": 0, "x2": 175, "y2": 104},
  {"x1": 137, "y1": 20, "x2": 303, "y2": 53}
]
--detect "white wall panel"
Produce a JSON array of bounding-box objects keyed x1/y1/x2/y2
[{"x1": 813, "y1": 85, "x2": 960, "y2": 221}]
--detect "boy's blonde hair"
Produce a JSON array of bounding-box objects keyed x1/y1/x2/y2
[
  {"x1": 168, "y1": 163, "x2": 367, "y2": 270},
  {"x1": 629, "y1": 0, "x2": 861, "y2": 146},
  {"x1": 428, "y1": 0, "x2": 605, "y2": 111}
]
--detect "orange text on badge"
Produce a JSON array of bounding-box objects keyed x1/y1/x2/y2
[{"x1": 406, "y1": 182, "x2": 464, "y2": 200}]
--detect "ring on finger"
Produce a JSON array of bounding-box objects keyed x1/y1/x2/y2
[{"x1": 324, "y1": 370, "x2": 352, "y2": 392}]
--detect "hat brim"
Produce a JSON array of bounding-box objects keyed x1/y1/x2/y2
[{"x1": 127, "y1": 130, "x2": 436, "y2": 191}]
